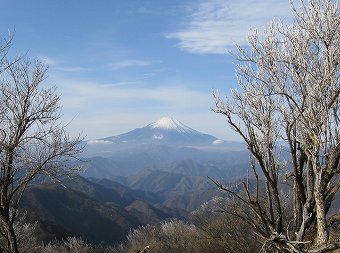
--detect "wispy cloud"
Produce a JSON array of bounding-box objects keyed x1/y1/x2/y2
[
  {"x1": 87, "y1": 139, "x2": 112, "y2": 145},
  {"x1": 100, "y1": 81, "x2": 140, "y2": 87},
  {"x1": 61, "y1": 80, "x2": 209, "y2": 110},
  {"x1": 37, "y1": 55, "x2": 59, "y2": 66},
  {"x1": 109, "y1": 59, "x2": 152, "y2": 70},
  {"x1": 37, "y1": 55, "x2": 91, "y2": 72},
  {"x1": 53, "y1": 66, "x2": 91, "y2": 72},
  {"x1": 137, "y1": 7, "x2": 162, "y2": 15},
  {"x1": 166, "y1": 0, "x2": 292, "y2": 54}
]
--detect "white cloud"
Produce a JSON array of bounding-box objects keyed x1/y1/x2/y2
[
  {"x1": 101, "y1": 81, "x2": 140, "y2": 87},
  {"x1": 53, "y1": 66, "x2": 91, "y2": 72},
  {"x1": 37, "y1": 55, "x2": 91, "y2": 72},
  {"x1": 109, "y1": 59, "x2": 152, "y2": 70},
  {"x1": 87, "y1": 139, "x2": 112, "y2": 145},
  {"x1": 212, "y1": 139, "x2": 224, "y2": 145},
  {"x1": 166, "y1": 0, "x2": 292, "y2": 54},
  {"x1": 37, "y1": 55, "x2": 59, "y2": 66},
  {"x1": 60, "y1": 79, "x2": 210, "y2": 110}
]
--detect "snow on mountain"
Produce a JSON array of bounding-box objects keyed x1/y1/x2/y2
[{"x1": 148, "y1": 117, "x2": 197, "y2": 134}]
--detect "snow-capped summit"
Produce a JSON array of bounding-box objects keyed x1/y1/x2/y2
[
  {"x1": 148, "y1": 117, "x2": 196, "y2": 134},
  {"x1": 150, "y1": 117, "x2": 184, "y2": 129}
]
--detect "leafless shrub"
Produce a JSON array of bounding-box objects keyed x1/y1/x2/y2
[{"x1": 42, "y1": 237, "x2": 91, "y2": 253}]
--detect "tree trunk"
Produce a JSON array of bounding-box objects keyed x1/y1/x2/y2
[
  {"x1": 314, "y1": 179, "x2": 329, "y2": 246},
  {"x1": 3, "y1": 221, "x2": 19, "y2": 253}
]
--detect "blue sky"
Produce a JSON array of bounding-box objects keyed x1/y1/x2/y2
[{"x1": 0, "y1": 0, "x2": 293, "y2": 140}]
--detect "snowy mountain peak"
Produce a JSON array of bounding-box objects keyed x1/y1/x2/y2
[
  {"x1": 150, "y1": 117, "x2": 181, "y2": 129},
  {"x1": 149, "y1": 117, "x2": 196, "y2": 133},
  {"x1": 97, "y1": 116, "x2": 219, "y2": 147}
]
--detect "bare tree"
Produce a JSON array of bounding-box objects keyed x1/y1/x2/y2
[
  {"x1": 0, "y1": 38, "x2": 83, "y2": 253},
  {"x1": 192, "y1": 199, "x2": 261, "y2": 253},
  {"x1": 213, "y1": 0, "x2": 339, "y2": 252}
]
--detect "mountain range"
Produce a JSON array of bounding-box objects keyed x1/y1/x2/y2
[
  {"x1": 21, "y1": 117, "x2": 250, "y2": 245},
  {"x1": 79, "y1": 117, "x2": 250, "y2": 213}
]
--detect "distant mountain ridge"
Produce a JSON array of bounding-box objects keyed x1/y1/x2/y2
[
  {"x1": 21, "y1": 175, "x2": 187, "y2": 245},
  {"x1": 77, "y1": 117, "x2": 250, "y2": 217}
]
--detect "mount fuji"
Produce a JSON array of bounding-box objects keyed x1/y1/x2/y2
[
  {"x1": 82, "y1": 117, "x2": 247, "y2": 177},
  {"x1": 95, "y1": 117, "x2": 220, "y2": 147}
]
